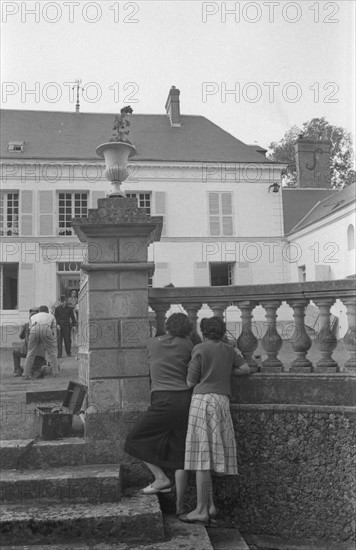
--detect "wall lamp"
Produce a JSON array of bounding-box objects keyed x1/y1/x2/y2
[{"x1": 268, "y1": 182, "x2": 280, "y2": 193}]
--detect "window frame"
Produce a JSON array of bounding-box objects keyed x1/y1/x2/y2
[
  {"x1": 126, "y1": 192, "x2": 152, "y2": 215},
  {"x1": 207, "y1": 191, "x2": 234, "y2": 237},
  {"x1": 57, "y1": 191, "x2": 88, "y2": 236},
  {"x1": 0, "y1": 191, "x2": 19, "y2": 237}
]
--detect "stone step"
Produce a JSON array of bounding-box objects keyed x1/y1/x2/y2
[
  {"x1": 0, "y1": 439, "x2": 86, "y2": 470},
  {"x1": 0, "y1": 464, "x2": 121, "y2": 504},
  {"x1": 0, "y1": 515, "x2": 214, "y2": 549},
  {"x1": 207, "y1": 526, "x2": 250, "y2": 549},
  {"x1": 0, "y1": 495, "x2": 164, "y2": 547}
]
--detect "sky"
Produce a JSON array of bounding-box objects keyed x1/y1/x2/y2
[{"x1": 1, "y1": 0, "x2": 355, "y2": 151}]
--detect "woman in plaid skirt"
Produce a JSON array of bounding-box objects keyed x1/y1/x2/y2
[{"x1": 180, "y1": 316, "x2": 254, "y2": 526}]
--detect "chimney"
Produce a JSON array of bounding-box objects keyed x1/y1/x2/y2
[
  {"x1": 295, "y1": 139, "x2": 331, "y2": 188},
  {"x1": 165, "y1": 86, "x2": 181, "y2": 126}
]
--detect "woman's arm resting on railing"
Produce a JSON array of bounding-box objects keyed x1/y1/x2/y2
[
  {"x1": 232, "y1": 350, "x2": 258, "y2": 376},
  {"x1": 232, "y1": 363, "x2": 251, "y2": 377}
]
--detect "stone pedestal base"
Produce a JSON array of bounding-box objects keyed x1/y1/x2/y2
[
  {"x1": 289, "y1": 365, "x2": 313, "y2": 373},
  {"x1": 260, "y1": 366, "x2": 284, "y2": 373},
  {"x1": 313, "y1": 365, "x2": 339, "y2": 374}
]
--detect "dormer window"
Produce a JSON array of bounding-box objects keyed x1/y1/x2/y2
[{"x1": 8, "y1": 141, "x2": 24, "y2": 153}]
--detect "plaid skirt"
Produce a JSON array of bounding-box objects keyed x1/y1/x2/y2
[{"x1": 184, "y1": 393, "x2": 238, "y2": 475}]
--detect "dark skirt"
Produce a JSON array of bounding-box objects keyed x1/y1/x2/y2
[{"x1": 124, "y1": 389, "x2": 192, "y2": 470}]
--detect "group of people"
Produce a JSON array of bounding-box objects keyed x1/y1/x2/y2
[
  {"x1": 125, "y1": 313, "x2": 257, "y2": 525},
  {"x1": 13, "y1": 292, "x2": 78, "y2": 380}
]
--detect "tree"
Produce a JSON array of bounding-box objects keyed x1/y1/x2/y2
[{"x1": 268, "y1": 117, "x2": 355, "y2": 188}]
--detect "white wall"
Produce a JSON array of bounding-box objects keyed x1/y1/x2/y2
[{"x1": 287, "y1": 206, "x2": 355, "y2": 282}]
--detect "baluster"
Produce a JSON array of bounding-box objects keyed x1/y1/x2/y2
[
  {"x1": 287, "y1": 299, "x2": 312, "y2": 372},
  {"x1": 261, "y1": 300, "x2": 283, "y2": 372},
  {"x1": 236, "y1": 301, "x2": 259, "y2": 368},
  {"x1": 182, "y1": 303, "x2": 202, "y2": 333},
  {"x1": 313, "y1": 298, "x2": 338, "y2": 373},
  {"x1": 341, "y1": 297, "x2": 356, "y2": 372},
  {"x1": 207, "y1": 302, "x2": 227, "y2": 318},
  {"x1": 150, "y1": 303, "x2": 170, "y2": 336}
]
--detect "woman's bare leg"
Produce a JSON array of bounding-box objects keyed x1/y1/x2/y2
[
  {"x1": 175, "y1": 469, "x2": 189, "y2": 514},
  {"x1": 143, "y1": 462, "x2": 171, "y2": 488},
  {"x1": 185, "y1": 470, "x2": 211, "y2": 521}
]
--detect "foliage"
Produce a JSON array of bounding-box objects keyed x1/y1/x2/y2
[
  {"x1": 268, "y1": 117, "x2": 355, "y2": 188},
  {"x1": 110, "y1": 106, "x2": 134, "y2": 143}
]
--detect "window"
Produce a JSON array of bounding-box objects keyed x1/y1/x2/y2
[
  {"x1": 8, "y1": 141, "x2": 24, "y2": 153},
  {"x1": 58, "y1": 192, "x2": 88, "y2": 236},
  {"x1": 0, "y1": 192, "x2": 19, "y2": 236},
  {"x1": 347, "y1": 224, "x2": 355, "y2": 251},
  {"x1": 210, "y1": 263, "x2": 235, "y2": 286},
  {"x1": 126, "y1": 192, "x2": 151, "y2": 214},
  {"x1": 208, "y1": 192, "x2": 233, "y2": 236},
  {"x1": 57, "y1": 262, "x2": 81, "y2": 299},
  {"x1": 0, "y1": 263, "x2": 18, "y2": 309},
  {"x1": 298, "y1": 265, "x2": 306, "y2": 282}
]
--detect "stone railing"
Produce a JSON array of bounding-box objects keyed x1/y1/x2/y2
[{"x1": 148, "y1": 279, "x2": 355, "y2": 374}]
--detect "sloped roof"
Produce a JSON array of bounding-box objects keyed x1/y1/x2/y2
[
  {"x1": 284, "y1": 184, "x2": 355, "y2": 234},
  {"x1": 0, "y1": 109, "x2": 275, "y2": 164}
]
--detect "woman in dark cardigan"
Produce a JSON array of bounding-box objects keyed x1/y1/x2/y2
[{"x1": 124, "y1": 312, "x2": 195, "y2": 515}]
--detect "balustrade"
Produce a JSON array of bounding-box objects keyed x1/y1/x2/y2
[
  {"x1": 236, "y1": 301, "x2": 258, "y2": 368},
  {"x1": 148, "y1": 279, "x2": 356, "y2": 374},
  {"x1": 341, "y1": 296, "x2": 356, "y2": 372},
  {"x1": 287, "y1": 299, "x2": 312, "y2": 372}
]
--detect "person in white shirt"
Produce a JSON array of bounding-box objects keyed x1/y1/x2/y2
[{"x1": 23, "y1": 305, "x2": 59, "y2": 379}]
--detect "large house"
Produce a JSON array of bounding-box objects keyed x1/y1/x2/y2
[{"x1": 1, "y1": 86, "x2": 354, "y2": 344}]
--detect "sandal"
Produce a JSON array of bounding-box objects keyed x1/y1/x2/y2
[
  {"x1": 179, "y1": 514, "x2": 210, "y2": 527},
  {"x1": 141, "y1": 482, "x2": 173, "y2": 495}
]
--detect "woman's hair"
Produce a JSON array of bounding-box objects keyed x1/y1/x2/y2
[
  {"x1": 165, "y1": 313, "x2": 192, "y2": 338},
  {"x1": 200, "y1": 316, "x2": 226, "y2": 341}
]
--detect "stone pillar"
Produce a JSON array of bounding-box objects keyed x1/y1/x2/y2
[
  {"x1": 150, "y1": 303, "x2": 170, "y2": 336},
  {"x1": 314, "y1": 298, "x2": 338, "y2": 373},
  {"x1": 72, "y1": 197, "x2": 162, "y2": 462},
  {"x1": 341, "y1": 297, "x2": 356, "y2": 373},
  {"x1": 287, "y1": 299, "x2": 313, "y2": 372},
  {"x1": 208, "y1": 302, "x2": 227, "y2": 318},
  {"x1": 182, "y1": 303, "x2": 202, "y2": 333},
  {"x1": 236, "y1": 300, "x2": 259, "y2": 368},
  {"x1": 261, "y1": 300, "x2": 283, "y2": 372}
]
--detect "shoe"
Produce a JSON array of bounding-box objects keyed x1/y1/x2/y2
[
  {"x1": 176, "y1": 505, "x2": 191, "y2": 517},
  {"x1": 22, "y1": 375, "x2": 31, "y2": 380},
  {"x1": 179, "y1": 514, "x2": 210, "y2": 527},
  {"x1": 141, "y1": 482, "x2": 173, "y2": 495}
]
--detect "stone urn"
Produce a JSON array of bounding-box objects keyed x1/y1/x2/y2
[{"x1": 96, "y1": 141, "x2": 136, "y2": 197}]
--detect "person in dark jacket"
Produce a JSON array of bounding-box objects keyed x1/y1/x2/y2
[{"x1": 54, "y1": 296, "x2": 77, "y2": 357}]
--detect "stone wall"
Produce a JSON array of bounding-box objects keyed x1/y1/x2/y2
[{"x1": 213, "y1": 404, "x2": 356, "y2": 544}]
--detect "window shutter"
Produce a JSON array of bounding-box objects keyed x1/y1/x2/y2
[
  {"x1": 153, "y1": 262, "x2": 170, "y2": 287},
  {"x1": 208, "y1": 193, "x2": 220, "y2": 236},
  {"x1": 222, "y1": 193, "x2": 233, "y2": 236},
  {"x1": 91, "y1": 191, "x2": 106, "y2": 208},
  {"x1": 20, "y1": 190, "x2": 33, "y2": 236},
  {"x1": 39, "y1": 191, "x2": 54, "y2": 236},
  {"x1": 19, "y1": 263, "x2": 34, "y2": 310},
  {"x1": 154, "y1": 192, "x2": 167, "y2": 236},
  {"x1": 194, "y1": 262, "x2": 210, "y2": 286}
]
